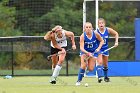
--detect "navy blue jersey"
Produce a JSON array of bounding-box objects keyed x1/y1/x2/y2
[
  {"x1": 97, "y1": 27, "x2": 109, "y2": 50},
  {"x1": 83, "y1": 31, "x2": 98, "y2": 52}
]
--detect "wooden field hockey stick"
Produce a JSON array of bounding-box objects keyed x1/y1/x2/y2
[{"x1": 47, "y1": 48, "x2": 72, "y2": 61}]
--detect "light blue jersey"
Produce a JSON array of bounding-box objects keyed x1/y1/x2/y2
[
  {"x1": 80, "y1": 31, "x2": 99, "y2": 57},
  {"x1": 97, "y1": 27, "x2": 109, "y2": 56}
]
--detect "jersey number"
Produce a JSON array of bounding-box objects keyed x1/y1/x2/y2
[
  {"x1": 103, "y1": 39, "x2": 106, "y2": 45},
  {"x1": 87, "y1": 44, "x2": 93, "y2": 48}
]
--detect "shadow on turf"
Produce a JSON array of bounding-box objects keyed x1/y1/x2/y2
[{"x1": 57, "y1": 77, "x2": 68, "y2": 86}]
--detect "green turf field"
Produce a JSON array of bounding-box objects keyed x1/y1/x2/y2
[{"x1": 0, "y1": 76, "x2": 140, "y2": 93}]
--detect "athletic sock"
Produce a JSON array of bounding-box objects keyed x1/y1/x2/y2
[
  {"x1": 96, "y1": 65, "x2": 102, "y2": 78},
  {"x1": 52, "y1": 64, "x2": 62, "y2": 78},
  {"x1": 77, "y1": 68, "x2": 85, "y2": 82},
  {"x1": 103, "y1": 67, "x2": 108, "y2": 78},
  {"x1": 52, "y1": 68, "x2": 55, "y2": 72}
]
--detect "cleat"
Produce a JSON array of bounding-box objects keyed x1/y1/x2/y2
[
  {"x1": 98, "y1": 78, "x2": 103, "y2": 83},
  {"x1": 104, "y1": 77, "x2": 110, "y2": 82},
  {"x1": 50, "y1": 80, "x2": 56, "y2": 84},
  {"x1": 75, "y1": 81, "x2": 81, "y2": 86},
  {"x1": 50, "y1": 76, "x2": 56, "y2": 84}
]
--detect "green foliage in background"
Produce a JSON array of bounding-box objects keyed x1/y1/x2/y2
[
  {"x1": 42, "y1": 0, "x2": 83, "y2": 35},
  {"x1": 86, "y1": 1, "x2": 137, "y2": 36},
  {"x1": 0, "y1": 0, "x2": 138, "y2": 36},
  {"x1": 99, "y1": 2, "x2": 137, "y2": 36},
  {"x1": 0, "y1": 0, "x2": 22, "y2": 36}
]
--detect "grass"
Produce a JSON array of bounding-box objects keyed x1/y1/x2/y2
[{"x1": 0, "y1": 76, "x2": 140, "y2": 93}]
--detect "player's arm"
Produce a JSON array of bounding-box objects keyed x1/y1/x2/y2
[
  {"x1": 108, "y1": 27, "x2": 119, "y2": 47},
  {"x1": 65, "y1": 31, "x2": 76, "y2": 50},
  {"x1": 95, "y1": 32, "x2": 104, "y2": 52},
  {"x1": 80, "y1": 34, "x2": 88, "y2": 54}
]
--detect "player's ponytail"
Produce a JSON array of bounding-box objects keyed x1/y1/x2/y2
[{"x1": 44, "y1": 31, "x2": 52, "y2": 41}]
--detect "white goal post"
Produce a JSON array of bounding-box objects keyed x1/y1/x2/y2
[{"x1": 83, "y1": 0, "x2": 102, "y2": 30}]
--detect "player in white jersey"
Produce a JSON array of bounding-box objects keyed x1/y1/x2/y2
[
  {"x1": 96, "y1": 18, "x2": 119, "y2": 83},
  {"x1": 44, "y1": 25, "x2": 76, "y2": 84}
]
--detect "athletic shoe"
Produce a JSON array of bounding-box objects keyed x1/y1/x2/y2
[
  {"x1": 50, "y1": 76, "x2": 56, "y2": 84},
  {"x1": 104, "y1": 77, "x2": 110, "y2": 82},
  {"x1": 98, "y1": 78, "x2": 103, "y2": 83},
  {"x1": 75, "y1": 81, "x2": 81, "y2": 86}
]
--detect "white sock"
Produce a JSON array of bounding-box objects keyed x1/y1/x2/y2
[
  {"x1": 52, "y1": 65, "x2": 62, "y2": 78},
  {"x1": 52, "y1": 68, "x2": 55, "y2": 72}
]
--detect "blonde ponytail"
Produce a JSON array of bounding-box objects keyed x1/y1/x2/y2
[{"x1": 44, "y1": 31, "x2": 52, "y2": 41}]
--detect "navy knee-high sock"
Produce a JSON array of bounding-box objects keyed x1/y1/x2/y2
[
  {"x1": 103, "y1": 67, "x2": 108, "y2": 78},
  {"x1": 77, "y1": 68, "x2": 85, "y2": 82}
]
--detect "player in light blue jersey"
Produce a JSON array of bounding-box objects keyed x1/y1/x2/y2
[
  {"x1": 96, "y1": 18, "x2": 119, "y2": 83},
  {"x1": 76, "y1": 22, "x2": 104, "y2": 86}
]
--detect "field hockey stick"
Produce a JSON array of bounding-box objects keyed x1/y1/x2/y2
[
  {"x1": 47, "y1": 48, "x2": 72, "y2": 61},
  {"x1": 84, "y1": 51, "x2": 96, "y2": 62},
  {"x1": 84, "y1": 45, "x2": 116, "y2": 77},
  {"x1": 100, "y1": 45, "x2": 116, "y2": 54},
  {"x1": 84, "y1": 45, "x2": 116, "y2": 62}
]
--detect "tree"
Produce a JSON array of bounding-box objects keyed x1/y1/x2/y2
[
  {"x1": 0, "y1": 0, "x2": 22, "y2": 36},
  {"x1": 99, "y1": 1, "x2": 137, "y2": 36},
  {"x1": 11, "y1": 0, "x2": 55, "y2": 35},
  {"x1": 41, "y1": 0, "x2": 83, "y2": 36}
]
